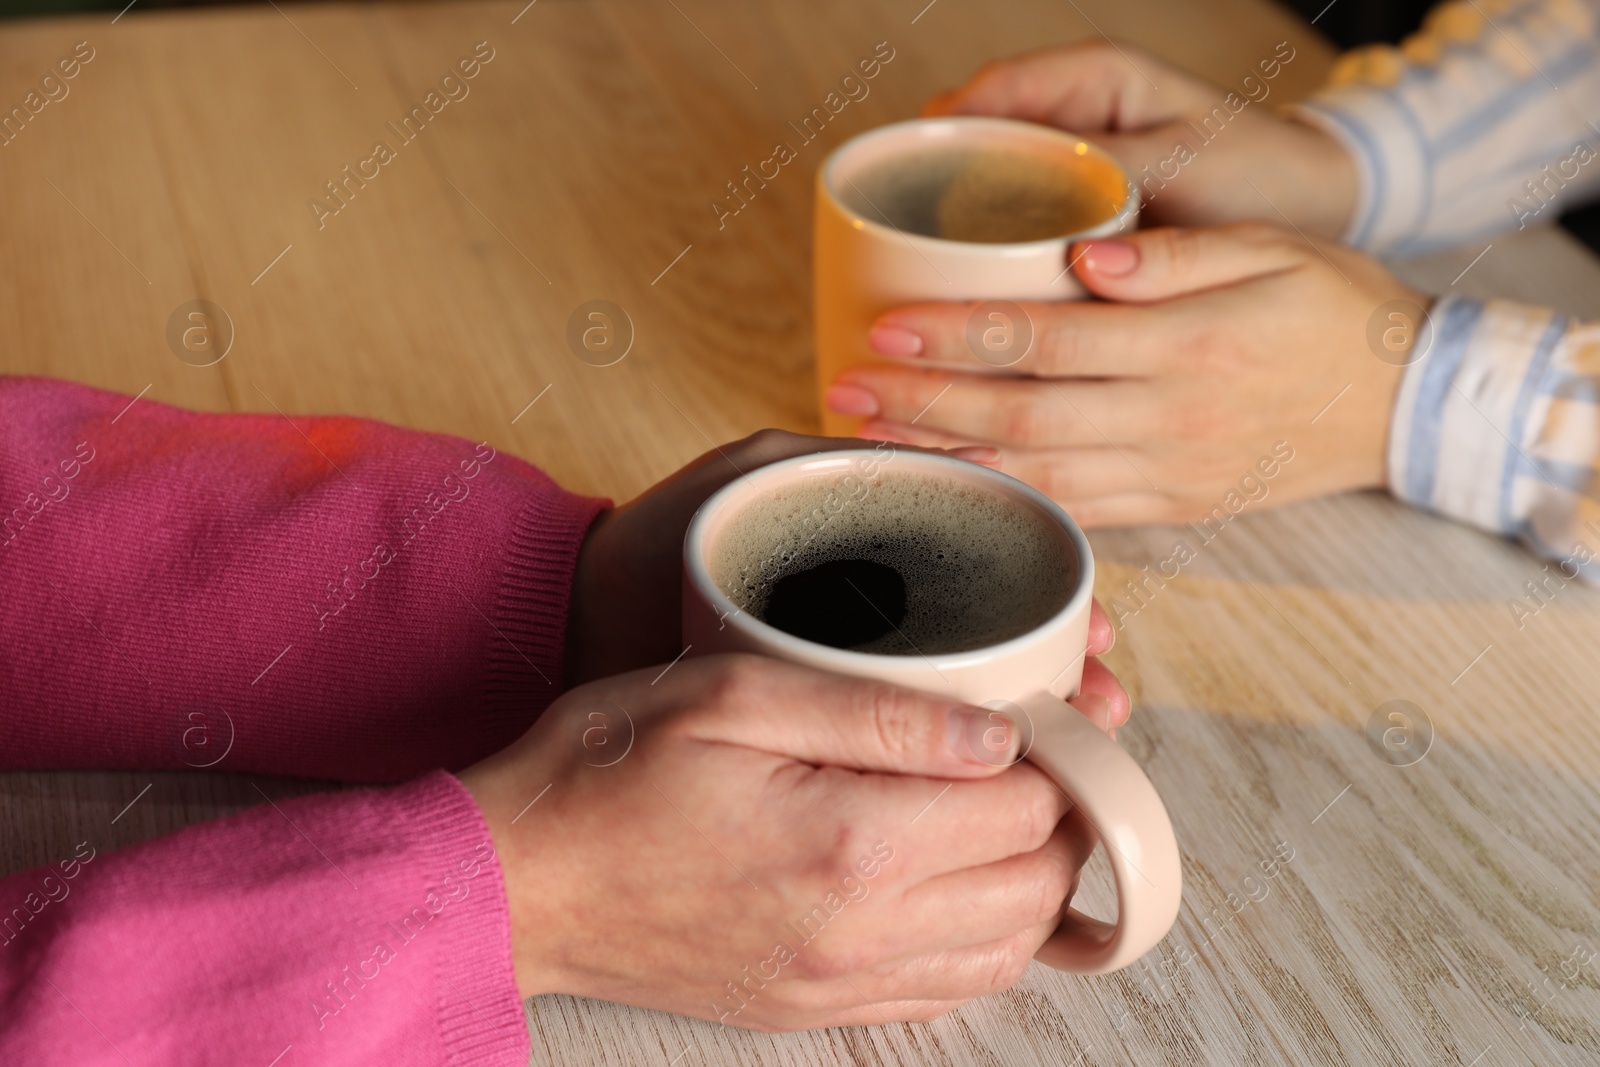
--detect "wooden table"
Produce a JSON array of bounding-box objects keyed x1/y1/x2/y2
[{"x1": 3, "y1": 1, "x2": 1599, "y2": 1063}]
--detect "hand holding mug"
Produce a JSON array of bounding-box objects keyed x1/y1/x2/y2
[
  {"x1": 459, "y1": 654, "x2": 1101, "y2": 1028},
  {"x1": 832, "y1": 223, "x2": 1428, "y2": 528},
  {"x1": 924, "y1": 39, "x2": 1357, "y2": 238},
  {"x1": 684, "y1": 449, "x2": 1181, "y2": 972}
]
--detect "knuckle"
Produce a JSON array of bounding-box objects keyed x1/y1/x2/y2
[
  {"x1": 824, "y1": 819, "x2": 877, "y2": 881},
  {"x1": 999, "y1": 394, "x2": 1056, "y2": 446},
  {"x1": 1226, "y1": 219, "x2": 1288, "y2": 249},
  {"x1": 996, "y1": 942, "x2": 1036, "y2": 992},
  {"x1": 702, "y1": 653, "x2": 767, "y2": 710},
  {"x1": 1031, "y1": 462, "x2": 1079, "y2": 504},
  {"x1": 1154, "y1": 227, "x2": 1204, "y2": 284},
  {"x1": 1169, "y1": 404, "x2": 1213, "y2": 443},
  {"x1": 792, "y1": 940, "x2": 863, "y2": 982},
  {"x1": 860, "y1": 684, "x2": 926, "y2": 765},
  {"x1": 1024, "y1": 854, "x2": 1074, "y2": 926},
  {"x1": 1160, "y1": 391, "x2": 1221, "y2": 442},
  {"x1": 1015, "y1": 775, "x2": 1064, "y2": 852},
  {"x1": 1035, "y1": 321, "x2": 1082, "y2": 375}
]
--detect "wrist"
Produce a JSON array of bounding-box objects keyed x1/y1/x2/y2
[
  {"x1": 563, "y1": 507, "x2": 609, "y2": 686},
  {"x1": 457, "y1": 750, "x2": 570, "y2": 998},
  {"x1": 1361, "y1": 287, "x2": 1433, "y2": 492},
  {"x1": 1287, "y1": 116, "x2": 1358, "y2": 241}
]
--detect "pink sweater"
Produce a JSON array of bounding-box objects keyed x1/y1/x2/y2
[{"x1": 0, "y1": 377, "x2": 609, "y2": 1065}]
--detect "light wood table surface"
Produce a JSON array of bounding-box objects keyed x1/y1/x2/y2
[{"x1": 3, "y1": 1, "x2": 1599, "y2": 1064}]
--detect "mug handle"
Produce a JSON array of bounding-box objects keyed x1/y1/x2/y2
[{"x1": 1013, "y1": 691, "x2": 1182, "y2": 974}]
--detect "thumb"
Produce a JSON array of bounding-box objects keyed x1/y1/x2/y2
[
  {"x1": 670, "y1": 655, "x2": 1018, "y2": 780},
  {"x1": 1070, "y1": 223, "x2": 1307, "y2": 303}
]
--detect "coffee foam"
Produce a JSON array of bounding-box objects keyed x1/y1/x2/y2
[
  {"x1": 709, "y1": 467, "x2": 1074, "y2": 655},
  {"x1": 846, "y1": 145, "x2": 1120, "y2": 243}
]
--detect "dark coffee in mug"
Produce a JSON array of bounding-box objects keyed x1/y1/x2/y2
[{"x1": 707, "y1": 466, "x2": 1073, "y2": 654}]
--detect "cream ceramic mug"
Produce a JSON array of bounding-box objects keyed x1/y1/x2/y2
[
  {"x1": 682, "y1": 447, "x2": 1180, "y2": 974},
  {"x1": 814, "y1": 116, "x2": 1139, "y2": 436}
]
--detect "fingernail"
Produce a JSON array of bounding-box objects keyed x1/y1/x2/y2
[
  {"x1": 825, "y1": 384, "x2": 880, "y2": 416},
  {"x1": 869, "y1": 324, "x2": 924, "y2": 356},
  {"x1": 1080, "y1": 239, "x2": 1139, "y2": 277},
  {"x1": 1074, "y1": 693, "x2": 1115, "y2": 734},
  {"x1": 949, "y1": 706, "x2": 1020, "y2": 765},
  {"x1": 950, "y1": 445, "x2": 1001, "y2": 466}
]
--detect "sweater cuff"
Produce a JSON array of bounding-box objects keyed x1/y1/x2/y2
[
  {"x1": 480, "y1": 480, "x2": 609, "y2": 743},
  {"x1": 1388, "y1": 294, "x2": 1571, "y2": 535},
  {"x1": 406, "y1": 772, "x2": 532, "y2": 1065},
  {"x1": 1293, "y1": 85, "x2": 1430, "y2": 255}
]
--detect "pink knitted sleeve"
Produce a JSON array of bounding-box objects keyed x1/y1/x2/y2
[
  {"x1": 0, "y1": 375, "x2": 608, "y2": 780},
  {"x1": 1, "y1": 376, "x2": 611, "y2": 1063}
]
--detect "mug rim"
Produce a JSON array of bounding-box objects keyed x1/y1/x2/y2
[
  {"x1": 683, "y1": 448, "x2": 1096, "y2": 673},
  {"x1": 819, "y1": 116, "x2": 1140, "y2": 254}
]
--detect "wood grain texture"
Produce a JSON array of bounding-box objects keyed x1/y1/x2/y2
[{"x1": 2, "y1": 1, "x2": 1598, "y2": 1064}]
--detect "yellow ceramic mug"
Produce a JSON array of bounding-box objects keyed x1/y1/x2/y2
[{"x1": 814, "y1": 117, "x2": 1138, "y2": 436}]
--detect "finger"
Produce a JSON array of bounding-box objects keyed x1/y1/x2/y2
[
  {"x1": 1077, "y1": 658, "x2": 1131, "y2": 729},
  {"x1": 856, "y1": 425, "x2": 1156, "y2": 503},
  {"x1": 815, "y1": 925, "x2": 1052, "y2": 1013},
  {"x1": 831, "y1": 365, "x2": 1154, "y2": 448},
  {"x1": 812, "y1": 998, "x2": 965, "y2": 1028},
  {"x1": 1071, "y1": 222, "x2": 1307, "y2": 303},
  {"x1": 854, "y1": 814, "x2": 1087, "y2": 963},
  {"x1": 668, "y1": 655, "x2": 1024, "y2": 780},
  {"x1": 972, "y1": 441, "x2": 1162, "y2": 500},
  {"x1": 857, "y1": 422, "x2": 1158, "y2": 505},
  {"x1": 827, "y1": 758, "x2": 1074, "y2": 887},
  {"x1": 1053, "y1": 491, "x2": 1175, "y2": 529},
  {"x1": 869, "y1": 300, "x2": 1170, "y2": 378},
  {"x1": 1087, "y1": 600, "x2": 1114, "y2": 655},
  {"x1": 922, "y1": 41, "x2": 1201, "y2": 130}
]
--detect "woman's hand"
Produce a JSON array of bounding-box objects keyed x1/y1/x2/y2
[
  {"x1": 827, "y1": 223, "x2": 1425, "y2": 528},
  {"x1": 459, "y1": 653, "x2": 1100, "y2": 1027},
  {"x1": 925, "y1": 40, "x2": 1357, "y2": 239}
]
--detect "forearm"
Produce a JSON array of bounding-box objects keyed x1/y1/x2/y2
[
  {"x1": 1388, "y1": 295, "x2": 1600, "y2": 577},
  {"x1": 1294, "y1": 0, "x2": 1600, "y2": 256},
  {"x1": 0, "y1": 772, "x2": 528, "y2": 1065},
  {"x1": 0, "y1": 376, "x2": 607, "y2": 780}
]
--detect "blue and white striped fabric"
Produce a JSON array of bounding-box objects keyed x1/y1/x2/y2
[{"x1": 1293, "y1": 0, "x2": 1600, "y2": 573}]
